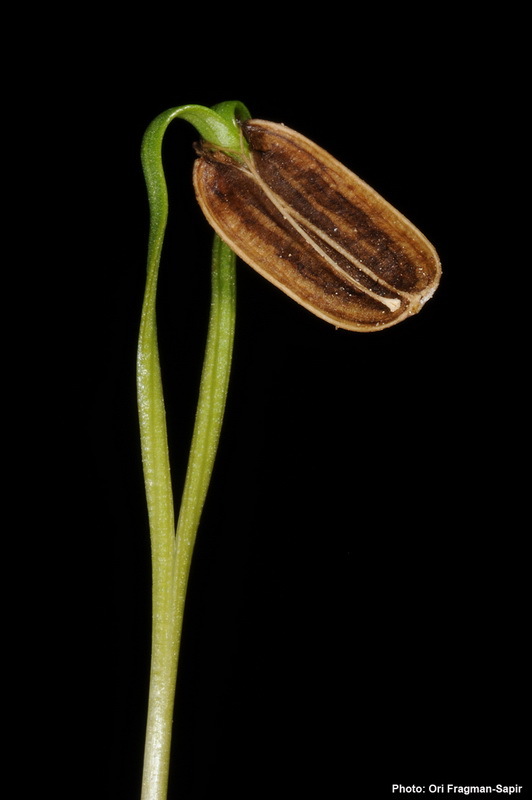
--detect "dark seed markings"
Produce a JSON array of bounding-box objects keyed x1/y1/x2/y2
[{"x1": 193, "y1": 120, "x2": 441, "y2": 331}]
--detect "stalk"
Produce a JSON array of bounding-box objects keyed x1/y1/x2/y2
[
  {"x1": 138, "y1": 236, "x2": 236, "y2": 800},
  {"x1": 137, "y1": 102, "x2": 247, "y2": 800}
]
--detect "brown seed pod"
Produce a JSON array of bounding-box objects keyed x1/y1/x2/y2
[{"x1": 193, "y1": 119, "x2": 441, "y2": 332}]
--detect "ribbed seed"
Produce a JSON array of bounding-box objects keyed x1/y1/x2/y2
[{"x1": 193, "y1": 119, "x2": 441, "y2": 331}]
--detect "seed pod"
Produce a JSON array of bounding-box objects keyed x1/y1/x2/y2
[{"x1": 193, "y1": 120, "x2": 441, "y2": 332}]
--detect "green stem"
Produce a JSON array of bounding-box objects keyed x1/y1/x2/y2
[
  {"x1": 137, "y1": 102, "x2": 247, "y2": 800},
  {"x1": 139, "y1": 236, "x2": 236, "y2": 800}
]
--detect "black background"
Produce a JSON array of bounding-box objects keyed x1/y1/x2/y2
[{"x1": 89, "y1": 12, "x2": 529, "y2": 800}]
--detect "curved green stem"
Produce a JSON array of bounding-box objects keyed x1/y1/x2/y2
[{"x1": 137, "y1": 103, "x2": 248, "y2": 800}]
